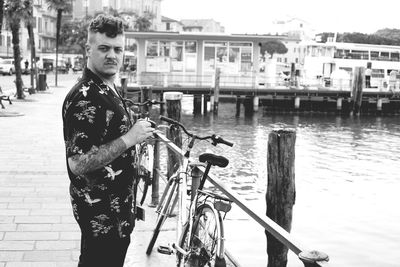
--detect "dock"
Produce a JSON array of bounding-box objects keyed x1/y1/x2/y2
[{"x1": 125, "y1": 84, "x2": 400, "y2": 115}]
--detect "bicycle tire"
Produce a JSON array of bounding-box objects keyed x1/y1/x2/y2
[
  {"x1": 146, "y1": 213, "x2": 166, "y2": 255},
  {"x1": 177, "y1": 203, "x2": 226, "y2": 267},
  {"x1": 146, "y1": 177, "x2": 179, "y2": 255}
]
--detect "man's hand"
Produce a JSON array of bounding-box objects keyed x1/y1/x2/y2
[{"x1": 121, "y1": 119, "x2": 155, "y2": 148}]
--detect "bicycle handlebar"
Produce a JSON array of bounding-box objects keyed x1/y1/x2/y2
[{"x1": 159, "y1": 115, "x2": 234, "y2": 147}]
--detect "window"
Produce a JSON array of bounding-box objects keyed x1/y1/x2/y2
[
  {"x1": 380, "y1": 52, "x2": 389, "y2": 61},
  {"x1": 370, "y1": 51, "x2": 379, "y2": 60},
  {"x1": 372, "y1": 69, "x2": 384, "y2": 78},
  {"x1": 159, "y1": 41, "x2": 170, "y2": 57},
  {"x1": 185, "y1": 41, "x2": 197, "y2": 53},
  {"x1": 166, "y1": 22, "x2": 170, "y2": 30},
  {"x1": 390, "y1": 52, "x2": 399, "y2": 62},
  {"x1": 38, "y1": 18, "x2": 42, "y2": 33},
  {"x1": 146, "y1": 41, "x2": 158, "y2": 57}
]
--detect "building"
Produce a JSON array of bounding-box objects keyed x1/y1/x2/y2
[
  {"x1": 73, "y1": 0, "x2": 163, "y2": 31},
  {"x1": 124, "y1": 31, "x2": 287, "y2": 86},
  {"x1": 160, "y1": 16, "x2": 183, "y2": 32},
  {"x1": 0, "y1": 0, "x2": 58, "y2": 60},
  {"x1": 180, "y1": 19, "x2": 224, "y2": 33}
]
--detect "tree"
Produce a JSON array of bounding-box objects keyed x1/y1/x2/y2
[
  {"x1": 0, "y1": 0, "x2": 4, "y2": 36},
  {"x1": 4, "y1": 0, "x2": 33, "y2": 99},
  {"x1": 46, "y1": 0, "x2": 72, "y2": 86},
  {"x1": 134, "y1": 12, "x2": 154, "y2": 32},
  {"x1": 24, "y1": 0, "x2": 38, "y2": 91},
  {"x1": 60, "y1": 18, "x2": 90, "y2": 67},
  {"x1": 259, "y1": 40, "x2": 288, "y2": 60}
]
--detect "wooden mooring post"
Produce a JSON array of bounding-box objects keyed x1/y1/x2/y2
[
  {"x1": 350, "y1": 67, "x2": 365, "y2": 116},
  {"x1": 213, "y1": 68, "x2": 221, "y2": 115},
  {"x1": 164, "y1": 92, "x2": 183, "y2": 178},
  {"x1": 266, "y1": 129, "x2": 296, "y2": 267}
]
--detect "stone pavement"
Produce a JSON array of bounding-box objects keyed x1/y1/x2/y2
[{"x1": 0, "y1": 75, "x2": 176, "y2": 267}]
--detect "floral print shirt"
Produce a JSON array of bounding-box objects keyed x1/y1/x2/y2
[{"x1": 62, "y1": 68, "x2": 135, "y2": 238}]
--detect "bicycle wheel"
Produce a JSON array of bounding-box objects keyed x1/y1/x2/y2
[
  {"x1": 136, "y1": 144, "x2": 154, "y2": 205},
  {"x1": 146, "y1": 178, "x2": 179, "y2": 255},
  {"x1": 177, "y1": 203, "x2": 226, "y2": 267}
]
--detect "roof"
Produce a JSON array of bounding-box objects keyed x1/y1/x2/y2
[
  {"x1": 161, "y1": 16, "x2": 179, "y2": 23},
  {"x1": 125, "y1": 31, "x2": 287, "y2": 43}
]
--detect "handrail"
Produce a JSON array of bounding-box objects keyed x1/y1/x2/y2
[{"x1": 153, "y1": 131, "x2": 329, "y2": 267}]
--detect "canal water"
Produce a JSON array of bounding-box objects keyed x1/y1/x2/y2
[{"x1": 173, "y1": 96, "x2": 400, "y2": 267}]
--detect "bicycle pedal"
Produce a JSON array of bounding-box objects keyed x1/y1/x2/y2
[
  {"x1": 135, "y1": 206, "x2": 145, "y2": 221},
  {"x1": 157, "y1": 245, "x2": 173, "y2": 255},
  {"x1": 168, "y1": 212, "x2": 177, "y2": 218}
]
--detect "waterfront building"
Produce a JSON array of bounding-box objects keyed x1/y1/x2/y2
[
  {"x1": 124, "y1": 31, "x2": 286, "y2": 86},
  {"x1": 299, "y1": 41, "x2": 400, "y2": 90}
]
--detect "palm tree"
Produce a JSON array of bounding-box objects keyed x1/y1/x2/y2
[
  {"x1": 25, "y1": 0, "x2": 38, "y2": 91},
  {"x1": 4, "y1": 0, "x2": 33, "y2": 99},
  {"x1": 0, "y1": 0, "x2": 5, "y2": 36},
  {"x1": 46, "y1": 0, "x2": 72, "y2": 87}
]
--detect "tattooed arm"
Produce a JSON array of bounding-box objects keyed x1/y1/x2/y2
[
  {"x1": 68, "y1": 120, "x2": 155, "y2": 176},
  {"x1": 68, "y1": 137, "x2": 127, "y2": 176}
]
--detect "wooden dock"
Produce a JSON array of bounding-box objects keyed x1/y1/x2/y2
[{"x1": 125, "y1": 84, "x2": 400, "y2": 115}]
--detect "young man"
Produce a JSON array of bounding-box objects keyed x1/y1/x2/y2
[{"x1": 62, "y1": 14, "x2": 154, "y2": 267}]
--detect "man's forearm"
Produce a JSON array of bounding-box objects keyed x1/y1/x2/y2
[{"x1": 68, "y1": 137, "x2": 127, "y2": 176}]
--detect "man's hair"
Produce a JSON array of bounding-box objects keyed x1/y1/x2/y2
[{"x1": 88, "y1": 14, "x2": 126, "y2": 38}]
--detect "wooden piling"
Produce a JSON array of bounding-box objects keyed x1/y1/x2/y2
[
  {"x1": 351, "y1": 67, "x2": 365, "y2": 115},
  {"x1": 203, "y1": 94, "x2": 209, "y2": 115},
  {"x1": 244, "y1": 96, "x2": 254, "y2": 116},
  {"x1": 213, "y1": 68, "x2": 221, "y2": 114},
  {"x1": 141, "y1": 86, "x2": 153, "y2": 116},
  {"x1": 164, "y1": 92, "x2": 183, "y2": 179},
  {"x1": 266, "y1": 129, "x2": 296, "y2": 267},
  {"x1": 193, "y1": 94, "x2": 202, "y2": 115},
  {"x1": 236, "y1": 96, "x2": 241, "y2": 117}
]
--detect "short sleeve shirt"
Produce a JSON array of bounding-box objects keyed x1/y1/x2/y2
[{"x1": 62, "y1": 68, "x2": 135, "y2": 238}]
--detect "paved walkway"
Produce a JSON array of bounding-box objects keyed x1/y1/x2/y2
[{"x1": 0, "y1": 76, "x2": 176, "y2": 267}]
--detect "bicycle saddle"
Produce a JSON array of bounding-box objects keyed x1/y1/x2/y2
[{"x1": 199, "y1": 153, "x2": 229, "y2": 168}]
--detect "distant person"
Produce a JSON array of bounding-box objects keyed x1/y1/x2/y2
[
  {"x1": 62, "y1": 14, "x2": 154, "y2": 267},
  {"x1": 389, "y1": 70, "x2": 398, "y2": 91},
  {"x1": 24, "y1": 60, "x2": 29, "y2": 70},
  {"x1": 365, "y1": 67, "x2": 372, "y2": 88}
]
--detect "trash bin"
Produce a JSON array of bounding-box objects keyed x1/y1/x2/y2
[{"x1": 38, "y1": 73, "x2": 47, "y2": 91}]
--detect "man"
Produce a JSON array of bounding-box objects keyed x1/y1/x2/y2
[{"x1": 62, "y1": 14, "x2": 154, "y2": 267}]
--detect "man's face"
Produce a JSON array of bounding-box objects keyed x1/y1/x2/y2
[{"x1": 87, "y1": 32, "x2": 124, "y2": 78}]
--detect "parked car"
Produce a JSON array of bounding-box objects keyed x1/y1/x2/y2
[{"x1": 0, "y1": 58, "x2": 15, "y2": 75}]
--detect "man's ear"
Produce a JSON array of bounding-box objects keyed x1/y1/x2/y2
[{"x1": 86, "y1": 44, "x2": 91, "y2": 57}]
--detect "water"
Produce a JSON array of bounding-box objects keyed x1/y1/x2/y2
[{"x1": 175, "y1": 96, "x2": 400, "y2": 267}]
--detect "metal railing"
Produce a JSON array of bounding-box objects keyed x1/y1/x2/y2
[{"x1": 153, "y1": 131, "x2": 329, "y2": 267}]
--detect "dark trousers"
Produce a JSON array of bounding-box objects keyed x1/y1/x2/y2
[{"x1": 78, "y1": 234, "x2": 131, "y2": 267}]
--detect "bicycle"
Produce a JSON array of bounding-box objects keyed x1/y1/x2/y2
[
  {"x1": 147, "y1": 116, "x2": 234, "y2": 267},
  {"x1": 124, "y1": 98, "x2": 164, "y2": 210}
]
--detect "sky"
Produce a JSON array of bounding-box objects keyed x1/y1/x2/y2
[{"x1": 161, "y1": 0, "x2": 400, "y2": 35}]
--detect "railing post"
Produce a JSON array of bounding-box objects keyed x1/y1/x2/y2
[
  {"x1": 213, "y1": 68, "x2": 221, "y2": 115},
  {"x1": 266, "y1": 129, "x2": 296, "y2": 267},
  {"x1": 150, "y1": 137, "x2": 160, "y2": 206},
  {"x1": 164, "y1": 92, "x2": 183, "y2": 179}
]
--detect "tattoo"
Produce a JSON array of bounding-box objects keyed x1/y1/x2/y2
[{"x1": 68, "y1": 138, "x2": 127, "y2": 176}]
